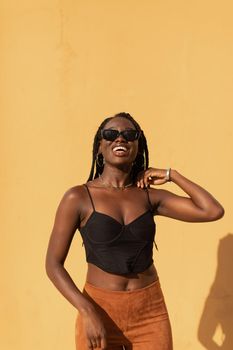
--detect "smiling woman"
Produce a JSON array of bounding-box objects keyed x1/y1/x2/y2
[{"x1": 45, "y1": 112, "x2": 224, "y2": 350}]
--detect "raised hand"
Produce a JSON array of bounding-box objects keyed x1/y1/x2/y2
[{"x1": 137, "y1": 167, "x2": 171, "y2": 188}]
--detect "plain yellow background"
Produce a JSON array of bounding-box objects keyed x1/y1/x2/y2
[{"x1": 1, "y1": 1, "x2": 232, "y2": 349}]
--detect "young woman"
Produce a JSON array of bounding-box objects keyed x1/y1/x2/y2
[{"x1": 46, "y1": 113, "x2": 224, "y2": 350}]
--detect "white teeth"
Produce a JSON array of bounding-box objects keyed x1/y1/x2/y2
[{"x1": 113, "y1": 146, "x2": 127, "y2": 152}]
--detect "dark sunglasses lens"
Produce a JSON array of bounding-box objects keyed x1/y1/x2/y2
[
  {"x1": 122, "y1": 130, "x2": 139, "y2": 141},
  {"x1": 102, "y1": 129, "x2": 119, "y2": 141},
  {"x1": 102, "y1": 129, "x2": 139, "y2": 141}
]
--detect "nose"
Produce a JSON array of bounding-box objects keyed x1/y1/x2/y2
[
  {"x1": 115, "y1": 135, "x2": 127, "y2": 143},
  {"x1": 115, "y1": 131, "x2": 127, "y2": 142}
]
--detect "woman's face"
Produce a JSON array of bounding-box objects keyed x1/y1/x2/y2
[{"x1": 99, "y1": 117, "x2": 139, "y2": 168}]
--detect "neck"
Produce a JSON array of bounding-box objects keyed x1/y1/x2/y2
[{"x1": 100, "y1": 164, "x2": 133, "y2": 188}]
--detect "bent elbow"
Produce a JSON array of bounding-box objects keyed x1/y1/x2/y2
[
  {"x1": 45, "y1": 255, "x2": 61, "y2": 281},
  {"x1": 208, "y1": 205, "x2": 225, "y2": 221},
  {"x1": 45, "y1": 257, "x2": 53, "y2": 280},
  {"x1": 216, "y1": 206, "x2": 225, "y2": 219}
]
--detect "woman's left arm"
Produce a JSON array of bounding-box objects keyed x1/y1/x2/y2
[{"x1": 137, "y1": 168, "x2": 225, "y2": 222}]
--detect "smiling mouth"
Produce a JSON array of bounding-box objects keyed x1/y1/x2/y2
[{"x1": 112, "y1": 146, "x2": 128, "y2": 156}]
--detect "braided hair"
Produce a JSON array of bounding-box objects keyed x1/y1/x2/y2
[{"x1": 87, "y1": 112, "x2": 149, "y2": 182}]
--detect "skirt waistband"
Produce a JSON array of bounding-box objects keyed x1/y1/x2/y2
[{"x1": 83, "y1": 278, "x2": 160, "y2": 296}]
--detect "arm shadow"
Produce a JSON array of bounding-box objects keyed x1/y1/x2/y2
[{"x1": 198, "y1": 233, "x2": 233, "y2": 349}]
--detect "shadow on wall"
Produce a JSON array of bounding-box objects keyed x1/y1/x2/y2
[{"x1": 198, "y1": 233, "x2": 233, "y2": 350}]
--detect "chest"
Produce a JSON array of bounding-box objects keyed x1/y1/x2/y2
[{"x1": 82, "y1": 187, "x2": 153, "y2": 227}]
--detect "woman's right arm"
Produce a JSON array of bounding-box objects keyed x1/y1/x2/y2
[{"x1": 45, "y1": 186, "x2": 107, "y2": 349}]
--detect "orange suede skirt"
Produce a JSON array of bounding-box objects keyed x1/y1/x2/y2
[{"x1": 75, "y1": 279, "x2": 173, "y2": 350}]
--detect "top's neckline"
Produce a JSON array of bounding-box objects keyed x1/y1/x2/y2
[{"x1": 80, "y1": 209, "x2": 154, "y2": 230}]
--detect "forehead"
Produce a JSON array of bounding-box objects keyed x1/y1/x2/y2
[{"x1": 104, "y1": 117, "x2": 136, "y2": 130}]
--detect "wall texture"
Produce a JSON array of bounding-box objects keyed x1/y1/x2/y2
[{"x1": 1, "y1": 1, "x2": 232, "y2": 349}]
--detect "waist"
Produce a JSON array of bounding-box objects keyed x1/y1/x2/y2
[
  {"x1": 86, "y1": 262, "x2": 158, "y2": 291},
  {"x1": 83, "y1": 276, "x2": 161, "y2": 297}
]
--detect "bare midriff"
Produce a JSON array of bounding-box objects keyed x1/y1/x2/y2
[{"x1": 86, "y1": 263, "x2": 159, "y2": 291}]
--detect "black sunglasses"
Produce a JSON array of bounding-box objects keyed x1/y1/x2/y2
[{"x1": 101, "y1": 129, "x2": 141, "y2": 142}]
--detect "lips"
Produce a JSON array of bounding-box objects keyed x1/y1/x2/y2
[{"x1": 112, "y1": 145, "x2": 129, "y2": 157}]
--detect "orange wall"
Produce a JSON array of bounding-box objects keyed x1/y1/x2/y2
[{"x1": 1, "y1": 1, "x2": 232, "y2": 349}]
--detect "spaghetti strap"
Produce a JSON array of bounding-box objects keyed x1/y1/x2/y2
[
  {"x1": 144, "y1": 188, "x2": 158, "y2": 250},
  {"x1": 145, "y1": 187, "x2": 154, "y2": 213},
  {"x1": 83, "y1": 184, "x2": 96, "y2": 211}
]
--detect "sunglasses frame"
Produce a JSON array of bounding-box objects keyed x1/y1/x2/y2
[{"x1": 101, "y1": 129, "x2": 141, "y2": 142}]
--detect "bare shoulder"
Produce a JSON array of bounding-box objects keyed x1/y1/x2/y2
[
  {"x1": 63, "y1": 184, "x2": 87, "y2": 199},
  {"x1": 58, "y1": 184, "x2": 88, "y2": 212}
]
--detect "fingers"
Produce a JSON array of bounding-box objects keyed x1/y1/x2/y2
[
  {"x1": 92, "y1": 336, "x2": 101, "y2": 348},
  {"x1": 87, "y1": 335, "x2": 107, "y2": 349},
  {"x1": 87, "y1": 338, "x2": 98, "y2": 349},
  {"x1": 87, "y1": 341, "x2": 98, "y2": 349},
  {"x1": 136, "y1": 168, "x2": 156, "y2": 188},
  {"x1": 136, "y1": 168, "x2": 168, "y2": 188},
  {"x1": 101, "y1": 336, "x2": 108, "y2": 349},
  {"x1": 137, "y1": 176, "x2": 146, "y2": 188}
]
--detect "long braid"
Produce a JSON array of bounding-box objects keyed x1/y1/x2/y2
[
  {"x1": 87, "y1": 117, "x2": 112, "y2": 181},
  {"x1": 87, "y1": 113, "x2": 149, "y2": 182}
]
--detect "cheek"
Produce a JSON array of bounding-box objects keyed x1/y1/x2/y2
[
  {"x1": 99, "y1": 140, "x2": 110, "y2": 154},
  {"x1": 131, "y1": 143, "x2": 139, "y2": 159}
]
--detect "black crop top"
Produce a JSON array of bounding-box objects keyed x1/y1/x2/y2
[{"x1": 79, "y1": 184, "x2": 156, "y2": 274}]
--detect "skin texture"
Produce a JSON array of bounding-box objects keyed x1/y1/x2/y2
[{"x1": 46, "y1": 117, "x2": 224, "y2": 349}]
